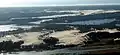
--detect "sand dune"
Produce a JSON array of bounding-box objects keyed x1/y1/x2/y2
[{"x1": 0, "y1": 29, "x2": 119, "y2": 45}]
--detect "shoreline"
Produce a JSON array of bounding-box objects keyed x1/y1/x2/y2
[{"x1": 0, "y1": 29, "x2": 120, "y2": 54}]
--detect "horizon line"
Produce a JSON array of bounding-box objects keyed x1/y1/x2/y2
[{"x1": 0, "y1": 3, "x2": 120, "y2": 7}]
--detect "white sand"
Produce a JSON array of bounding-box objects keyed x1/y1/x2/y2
[
  {"x1": 0, "y1": 29, "x2": 119, "y2": 45},
  {"x1": 49, "y1": 30, "x2": 86, "y2": 45},
  {"x1": 0, "y1": 32, "x2": 43, "y2": 45}
]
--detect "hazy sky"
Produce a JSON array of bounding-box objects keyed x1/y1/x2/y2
[{"x1": 0, "y1": 0, "x2": 120, "y2": 7}]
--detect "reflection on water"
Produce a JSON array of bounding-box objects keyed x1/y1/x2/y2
[
  {"x1": 116, "y1": 24, "x2": 120, "y2": 27},
  {"x1": 0, "y1": 48, "x2": 88, "y2": 55},
  {"x1": 0, "y1": 51, "x2": 86, "y2": 55},
  {"x1": 0, "y1": 25, "x2": 38, "y2": 31},
  {"x1": 29, "y1": 19, "x2": 53, "y2": 24},
  {"x1": 56, "y1": 19, "x2": 116, "y2": 25}
]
